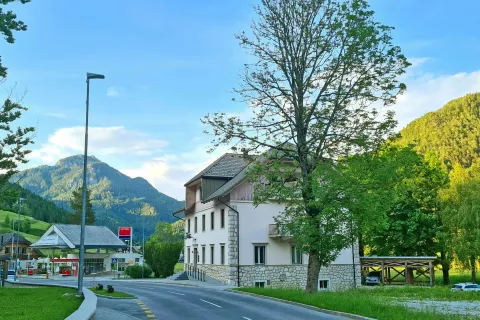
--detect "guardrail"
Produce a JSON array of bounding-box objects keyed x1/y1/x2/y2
[{"x1": 186, "y1": 265, "x2": 206, "y2": 282}]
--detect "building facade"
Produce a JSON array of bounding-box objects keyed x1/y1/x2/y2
[{"x1": 176, "y1": 153, "x2": 361, "y2": 290}]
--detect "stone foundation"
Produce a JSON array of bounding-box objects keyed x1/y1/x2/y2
[
  {"x1": 238, "y1": 264, "x2": 361, "y2": 291},
  {"x1": 185, "y1": 263, "x2": 230, "y2": 284}
]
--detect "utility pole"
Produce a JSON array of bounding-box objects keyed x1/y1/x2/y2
[
  {"x1": 142, "y1": 216, "x2": 145, "y2": 278},
  {"x1": 14, "y1": 198, "x2": 25, "y2": 281}
]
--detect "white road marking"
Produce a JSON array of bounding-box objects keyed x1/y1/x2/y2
[
  {"x1": 199, "y1": 299, "x2": 222, "y2": 308},
  {"x1": 167, "y1": 290, "x2": 185, "y2": 296},
  {"x1": 243, "y1": 317, "x2": 253, "y2": 320}
]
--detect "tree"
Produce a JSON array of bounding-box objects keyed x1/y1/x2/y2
[
  {"x1": 202, "y1": 0, "x2": 409, "y2": 293},
  {"x1": 70, "y1": 187, "x2": 96, "y2": 225},
  {"x1": 144, "y1": 241, "x2": 183, "y2": 278},
  {"x1": 21, "y1": 217, "x2": 30, "y2": 233},
  {"x1": 149, "y1": 221, "x2": 184, "y2": 243},
  {"x1": 0, "y1": 0, "x2": 35, "y2": 189},
  {"x1": 440, "y1": 162, "x2": 480, "y2": 283},
  {"x1": 4, "y1": 214, "x2": 10, "y2": 228}
]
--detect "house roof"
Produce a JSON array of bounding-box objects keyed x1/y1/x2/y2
[
  {"x1": 184, "y1": 153, "x2": 248, "y2": 186},
  {"x1": 0, "y1": 233, "x2": 30, "y2": 248},
  {"x1": 31, "y1": 224, "x2": 128, "y2": 249},
  {"x1": 202, "y1": 165, "x2": 250, "y2": 203}
]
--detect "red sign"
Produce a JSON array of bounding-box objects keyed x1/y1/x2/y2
[{"x1": 118, "y1": 227, "x2": 132, "y2": 239}]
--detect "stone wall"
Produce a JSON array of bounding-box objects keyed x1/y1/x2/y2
[
  {"x1": 185, "y1": 263, "x2": 230, "y2": 284},
  {"x1": 227, "y1": 206, "x2": 239, "y2": 286},
  {"x1": 238, "y1": 263, "x2": 361, "y2": 291}
]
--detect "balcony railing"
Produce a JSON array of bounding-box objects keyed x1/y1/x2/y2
[{"x1": 268, "y1": 224, "x2": 292, "y2": 240}]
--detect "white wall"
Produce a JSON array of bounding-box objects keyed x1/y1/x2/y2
[
  {"x1": 184, "y1": 202, "x2": 229, "y2": 266},
  {"x1": 234, "y1": 200, "x2": 355, "y2": 266}
]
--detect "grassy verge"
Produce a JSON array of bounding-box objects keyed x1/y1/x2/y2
[
  {"x1": 174, "y1": 262, "x2": 184, "y2": 273},
  {"x1": 236, "y1": 287, "x2": 478, "y2": 320},
  {"x1": 93, "y1": 288, "x2": 135, "y2": 298},
  {"x1": 0, "y1": 286, "x2": 81, "y2": 320}
]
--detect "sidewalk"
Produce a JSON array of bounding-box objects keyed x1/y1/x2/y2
[{"x1": 110, "y1": 277, "x2": 234, "y2": 290}]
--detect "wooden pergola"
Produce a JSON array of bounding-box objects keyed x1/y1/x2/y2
[{"x1": 361, "y1": 256, "x2": 437, "y2": 287}]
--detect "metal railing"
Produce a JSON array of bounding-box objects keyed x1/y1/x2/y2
[
  {"x1": 268, "y1": 224, "x2": 291, "y2": 238},
  {"x1": 186, "y1": 264, "x2": 206, "y2": 282}
]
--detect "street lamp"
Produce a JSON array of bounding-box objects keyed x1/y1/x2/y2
[
  {"x1": 13, "y1": 197, "x2": 25, "y2": 281},
  {"x1": 77, "y1": 72, "x2": 105, "y2": 297}
]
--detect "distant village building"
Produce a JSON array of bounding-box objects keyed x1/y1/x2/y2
[
  {"x1": 0, "y1": 233, "x2": 42, "y2": 270},
  {"x1": 174, "y1": 153, "x2": 361, "y2": 290}
]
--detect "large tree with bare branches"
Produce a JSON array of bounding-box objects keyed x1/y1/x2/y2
[{"x1": 203, "y1": 0, "x2": 409, "y2": 293}]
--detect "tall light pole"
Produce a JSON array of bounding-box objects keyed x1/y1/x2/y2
[
  {"x1": 142, "y1": 215, "x2": 145, "y2": 278},
  {"x1": 77, "y1": 72, "x2": 105, "y2": 297},
  {"x1": 14, "y1": 197, "x2": 25, "y2": 281}
]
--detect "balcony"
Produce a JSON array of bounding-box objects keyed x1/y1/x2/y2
[{"x1": 268, "y1": 224, "x2": 292, "y2": 240}]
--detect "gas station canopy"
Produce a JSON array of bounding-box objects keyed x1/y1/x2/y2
[{"x1": 30, "y1": 224, "x2": 128, "y2": 249}]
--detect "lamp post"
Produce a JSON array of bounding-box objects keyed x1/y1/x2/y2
[
  {"x1": 142, "y1": 215, "x2": 145, "y2": 278},
  {"x1": 13, "y1": 197, "x2": 25, "y2": 281},
  {"x1": 77, "y1": 72, "x2": 105, "y2": 297}
]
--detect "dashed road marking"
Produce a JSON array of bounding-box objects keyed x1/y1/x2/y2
[
  {"x1": 135, "y1": 298, "x2": 156, "y2": 319},
  {"x1": 199, "y1": 299, "x2": 222, "y2": 308},
  {"x1": 243, "y1": 317, "x2": 253, "y2": 320},
  {"x1": 167, "y1": 290, "x2": 185, "y2": 296}
]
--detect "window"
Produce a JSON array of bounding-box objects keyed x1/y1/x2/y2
[
  {"x1": 210, "y1": 245, "x2": 214, "y2": 264},
  {"x1": 254, "y1": 246, "x2": 266, "y2": 264},
  {"x1": 255, "y1": 281, "x2": 266, "y2": 288},
  {"x1": 202, "y1": 246, "x2": 206, "y2": 264},
  {"x1": 291, "y1": 246, "x2": 303, "y2": 264},
  {"x1": 318, "y1": 279, "x2": 329, "y2": 290},
  {"x1": 22, "y1": 247, "x2": 26, "y2": 254},
  {"x1": 220, "y1": 244, "x2": 225, "y2": 264},
  {"x1": 194, "y1": 217, "x2": 198, "y2": 233},
  {"x1": 187, "y1": 247, "x2": 190, "y2": 263},
  {"x1": 221, "y1": 209, "x2": 225, "y2": 228},
  {"x1": 188, "y1": 219, "x2": 191, "y2": 233},
  {"x1": 5, "y1": 247, "x2": 10, "y2": 254},
  {"x1": 202, "y1": 214, "x2": 206, "y2": 232},
  {"x1": 210, "y1": 211, "x2": 214, "y2": 230},
  {"x1": 135, "y1": 258, "x2": 140, "y2": 263}
]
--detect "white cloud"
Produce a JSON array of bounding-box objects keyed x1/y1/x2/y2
[
  {"x1": 44, "y1": 112, "x2": 67, "y2": 119},
  {"x1": 393, "y1": 66, "x2": 480, "y2": 129},
  {"x1": 121, "y1": 144, "x2": 230, "y2": 200},
  {"x1": 30, "y1": 126, "x2": 168, "y2": 164},
  {"x1": 107, "y1": 87, "x2": 120, "y2": 97}
]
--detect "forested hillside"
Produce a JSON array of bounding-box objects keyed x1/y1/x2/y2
[{"x1": 14, "y1": 155, "x2": 184, "y2": 238}]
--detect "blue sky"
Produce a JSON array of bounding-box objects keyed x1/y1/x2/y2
[{"x1": 2, "y1": 0, "x2": 480, "y2": 199}]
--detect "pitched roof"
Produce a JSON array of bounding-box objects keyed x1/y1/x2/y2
[
  {"x1": 0, "y1": 233, "x2": 30, "y2": 248},
  {"x1": 202, "y1": 165, "x2": 250, "y2": 203},
  {"x1": 31, "y1": 224, "x2": 128, "y2": 249},
  {"x1": 184, "y1": 153, "x2": 248, "y2": 186}
]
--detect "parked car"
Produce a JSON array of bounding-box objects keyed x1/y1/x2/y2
[
  {"x1": 451, "y1": 283, "x2": 480, "y2": 292},
  {"x1": 365, "y1": 271, "x2": 382, "y2": 286}
]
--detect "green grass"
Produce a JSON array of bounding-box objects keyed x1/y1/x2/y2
[
  {"x1": 0, "y1": 286, "x2": 82, "y2": 320},
  {"x1": 174, "y1": 263, "x2": 184, "y2": 273},
  {"x1": 236, "y1": 287, "x2": 478, "y2": 320},
  {"x1": 93, "y1": 288, "x2": 135, "y2": 298},
  {"x1": 0, "y1": 210, "x2": 51, "y2": 243}
]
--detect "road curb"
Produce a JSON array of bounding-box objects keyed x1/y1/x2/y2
[
  {"x1": 226, "y1": 289, "x2": 376, "y2": 320},
  {"x1": 95, "y1": 293, "x2": 137, "y2": 299},
  {"x1": 125, "y1": 280, "x2": 198, "y2": 287}
]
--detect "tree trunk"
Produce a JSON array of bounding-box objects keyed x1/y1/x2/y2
[
  {"x1": 440, "y1": 251, "x2": 450, "y2": 285},
  {"x1": 471, "y1": 256, "x2": 477, "y2": 283},
  {"x1": 305, "y1": 250, "x2": 321, "y2": 293}
]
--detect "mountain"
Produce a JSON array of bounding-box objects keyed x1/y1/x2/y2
[
  {"x1": 395, "y1": 93, "x2": 480, "y2": 169},
  {"x1": 14, "y1": 155, "x2": 184, "y2": 238}
]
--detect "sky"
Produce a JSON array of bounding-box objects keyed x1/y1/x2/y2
[{"x1": 1, "y1": 0, "x2": 480, "y2": 200}]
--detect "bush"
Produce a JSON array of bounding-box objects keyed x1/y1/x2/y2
[
  {"x1": 125, "y1": 265, "x2": 152, "y2": 278},
  {"x1": 107, "y1": 285, "x2": 114, "y2": 293},
  {"x1": 96, "y1": 283, "x2": 103, "y2": 290},
  {"x1": 145, "y1": 241, "x2": 183, "y2": 278}
]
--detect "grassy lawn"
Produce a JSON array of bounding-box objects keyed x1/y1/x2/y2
[
  {"x1": 93, "y1": 288, "x2": 135, "y2": 298},
  {"x1": 0, "y1": 286, "x2": 81, "y2": 320},
  {"x1": 0, "y1": 210, "x2": 51, "y2": 243},
  {"x1": 174, "y1": 262, "x2": 184, "y2": 273},
  {"x1": 236, "y1": 286, "x2": 479, "y2": 320}
]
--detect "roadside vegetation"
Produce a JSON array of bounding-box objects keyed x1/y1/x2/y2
[
  {"x1": 0, "y1": 287, "x2": 81, "y2": 320},
  {"x1": 237, "y1": 286, "x2": 479, "y2": 320}
]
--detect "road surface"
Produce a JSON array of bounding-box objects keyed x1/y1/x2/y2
[{"x1": 19, "y1": 279, "x2": 349, "y2": 320}]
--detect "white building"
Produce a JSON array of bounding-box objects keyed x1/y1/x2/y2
[{"x1": 174, "y1": 153, "x2": 361, "y2": 290}]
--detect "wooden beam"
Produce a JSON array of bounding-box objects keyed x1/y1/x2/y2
[{"x1": 429, "y1": 261, "x2": 434, "y2": 287}]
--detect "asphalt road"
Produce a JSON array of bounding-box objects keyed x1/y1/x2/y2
[{"x1": 19, "y1": 279, "x2": 348, "y2": 320}]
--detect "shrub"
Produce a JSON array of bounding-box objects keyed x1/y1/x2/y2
[
  {"x1": 145, "y1": 241, "x2": 183, "y2": 278},
  {"x1": 96, "y1": 283, "x2": 103, "y2": 290},
  {"x1": 107, "y1": 285, "x2": 114, "y2": 293},
  {"x1": 125, "y1": 265, "x2": 152, "y2": 278}
]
